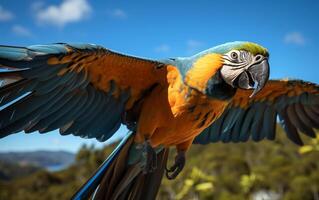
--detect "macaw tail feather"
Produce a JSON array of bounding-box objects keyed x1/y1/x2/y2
[{"x1": 71, "y1": 132, "x2": 169, "y2": 200}]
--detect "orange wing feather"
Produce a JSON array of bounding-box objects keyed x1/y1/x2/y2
[
  {"x1": 47, "y1": 47, "x2": 169, "y2": 109},
  {"x1": 0, "y1": 44, "x2": 169, "y2": 141}
]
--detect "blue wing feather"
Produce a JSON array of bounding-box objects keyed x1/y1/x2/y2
[
  {"x1": 0, "y1": 43, "x2": 150, "y2": 141},
  {"x1": 194, "y1": 81, "x2": 319, "y2": 145}
]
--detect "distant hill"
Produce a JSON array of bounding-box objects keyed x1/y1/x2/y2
[
  {"x1": 1, "y1": 128, "x2": 319, "y2": 200},
  {"x1": 0, "y1": 150, "x2": 75, "y2": 169},
  {"x1": 1, "y1": 130, "x2": 319, "y2": 200},
  {"x1": 0, "y1": 161, "x2": 42, "y2": 181}
]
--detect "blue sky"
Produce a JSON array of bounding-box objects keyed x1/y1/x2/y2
[{"x1": 0, "y1": 0, "x2": 318, "y2": 153}]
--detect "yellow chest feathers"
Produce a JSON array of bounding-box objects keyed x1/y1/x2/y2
[{"x1": 166, "y1": 64, "x2": 229, "y2": 129}]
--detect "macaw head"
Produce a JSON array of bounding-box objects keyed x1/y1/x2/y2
[
  {"x1": 183, "y1": 41, "x2": 269, "y2": 98},
  {"x1": 218, "y1": 42, "x2": 270, "y2": 97}
]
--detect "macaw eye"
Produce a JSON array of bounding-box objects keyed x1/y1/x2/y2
[{"x1": 230, "y1": 52, "x2": 238, "y2": 60}]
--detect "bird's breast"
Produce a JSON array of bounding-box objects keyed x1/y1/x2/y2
[
  {"x1": 159, "y1": 79, "x2": 230, "y2": 146},
  {"x1": 137, "y1": 65, "x2": 230, "y2": 147}
]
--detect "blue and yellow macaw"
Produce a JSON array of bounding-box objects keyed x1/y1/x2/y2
[{"x1": 0, "y1": 41, "x2": 318, "y2": 200}]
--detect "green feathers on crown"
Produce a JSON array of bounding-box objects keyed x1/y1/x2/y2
[
  {"x1": 234, "y1": 42, "x2": 269, "y2": 57},
  {"x1": 192, "y1": 41, "x2": 269, "y2": 58}
]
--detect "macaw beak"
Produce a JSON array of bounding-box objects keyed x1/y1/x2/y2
[{"x1": 233, "y1": 58, "x2": 269, "y2": 97}]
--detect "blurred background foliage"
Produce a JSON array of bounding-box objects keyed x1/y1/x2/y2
[{"x1": 1, "y1": 126, "x2": 319, "y2": 200}]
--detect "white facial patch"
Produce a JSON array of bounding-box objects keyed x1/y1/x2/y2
[{"x1": 220, "y1": 50, "x2": 262, "y2": 87}]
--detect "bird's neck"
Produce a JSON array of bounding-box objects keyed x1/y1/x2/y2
[
  {"x1": 182, "y1": 53, "x2": 237, "y2": 100},
  {"x1": 204, "y1": 70, "x2": 237, "y2": 100},
  {"x1": 184, "y1": 53, "x2": 223, "y2": 92},
  {"x1": 166, "y1": 64, "x2": 235, "y2": 114}
]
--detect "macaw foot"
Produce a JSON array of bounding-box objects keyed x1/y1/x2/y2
[
  {"x1": 166, "y1": 151, "x2": 186, "y2": 180},
  {"x1": 141, "y1": 140, "x2": 157, "y2": 174}
]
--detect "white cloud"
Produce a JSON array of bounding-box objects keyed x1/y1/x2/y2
[
  {"x1": 187, "y1": 39, "x2": 204, "y2": 54},
  {"x1": 107, "y1": 9, "x2": 127, "y2": 19},
  {"x1": 284, "y1": 32, "x2": 305, "y2": 45},
  {"x1": 35, "y1": 0, "x2": 91, "y2": 27},
  {"x1": 154, "y1": 44, "x2": 170, "y2": 53},
  {"x1": 12, "y1": 25, "x2": 32, "y2": 37},
  {"x1": 0, "y1": 5, "x2": 14, "y2": 21}
]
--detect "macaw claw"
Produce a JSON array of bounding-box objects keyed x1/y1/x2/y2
[
  {"x1": 142, "y1": 140, "x2": 157, "y2": 174},
  {"x1": 165, "y1": 151, "x2": 186, "y2": 180}
]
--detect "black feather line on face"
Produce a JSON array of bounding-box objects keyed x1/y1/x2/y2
[{"x1": 205, "y1": 71, "x2": 236, "y2": 100}]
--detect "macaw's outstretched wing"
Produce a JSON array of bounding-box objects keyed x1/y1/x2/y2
[
  {"x1": 194, "y1": 80, "x2": 319, "y2": 145},
  {"x1": 0, "y1": 43, "x2": 168, "y2": 141}
]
